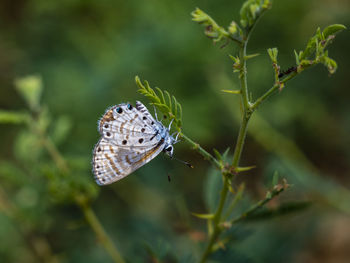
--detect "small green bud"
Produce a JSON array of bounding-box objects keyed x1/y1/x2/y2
[
  {"x1": 294, "y1": 50, "x2": 300, "y2": 65},
  {"x1": 249, "y1": 4, "x2": 260, "y2": 19},
  {"x1": 191, "y1": 8, "x2": 208, "y2": 23},
  {"x1": 267, "y1": 48, "x2": 278, "y2": 63},
  {"x1": 262, "y1": 0, "x2": 271, "y2": 9},
  {"x1": 228, "y1": 21, "x2": 238, "y2": 35}
]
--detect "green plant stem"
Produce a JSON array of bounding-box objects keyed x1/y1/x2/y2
[
  {"x1": 239, "y1": 43, "x2": 250, "y2": 110},
  {"x1": 199, "y1": 176, "x2": 229, "y2": 263},
  {"x1": 199, "y1": 40, "x2": 252, "y2": 263},
  {"x1": 76, "y1": 196, "x2": 126, "y2": 263},
  {"x1": 181, "y1": 133, "x2": 222, "y2": 169},
  {"x1": 251, "y1": 71, "x2": 298, "y2": 111},
  {"x1": 230, "y1": 185, "x2": 287, "y2": 225},
  {"x1": 231, "y1": 113, "x2": 251, "y2": 166}
]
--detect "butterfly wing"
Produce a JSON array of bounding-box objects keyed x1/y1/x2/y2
[
  {"x1": 98, "y1": 101, "x2": 160, "y2": 147},
  {"x1": 92, "y1": 101, "x2": 166, "y2": 185},
  {"x1": 93, "y1": 137, "x2": 165, "y2": 185}
]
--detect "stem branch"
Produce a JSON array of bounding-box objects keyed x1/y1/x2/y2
[
  {"x1": 251, "y1": 71, "x2": 298, "y2": 111},
  {"x1": 230, "y1": 185, "x2": 287, "y2": 225},
  {"x1": 181, "y1": 133, "x2": 222, "y2": 169}
]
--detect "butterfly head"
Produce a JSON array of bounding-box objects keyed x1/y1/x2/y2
[{"x1": 163, "y1": 133, "x2": 177, "y2": 158}]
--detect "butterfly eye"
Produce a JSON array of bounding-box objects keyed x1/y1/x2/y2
[
  {"x1": 116, "y1": 107, "x2": 123, "y2": 114},
  {"x1": 127, "y1": 104, "x2": 133, "y2": 110},
  {"x1": 166, "y1": 146, "x2": 173, "y2": 152}
]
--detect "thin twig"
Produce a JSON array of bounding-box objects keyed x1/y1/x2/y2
[
  {"x1": 230, "y1": 184, "x2": 288, "y2": 225},
  {"x1": 251, "y1": 71, "x2": 298, "y2": 111},
  {"x1": 181, "y1": 133, "x2": 222, "y2": 169}
]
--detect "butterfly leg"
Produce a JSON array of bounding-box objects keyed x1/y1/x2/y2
[
  {"x1": 175, "y1": 131, "x2": 181, "y2": 142},
  {"x1": 153, "y1": 105, "x2": 159, "y2": 121},
  {"x1": 168, "y1": 118, "x2": 174, "y2": 130}
]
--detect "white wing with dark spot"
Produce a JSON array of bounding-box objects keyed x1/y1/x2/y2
[{"x1": 92, "y1": 101, "x2": 167, "y2": 185}]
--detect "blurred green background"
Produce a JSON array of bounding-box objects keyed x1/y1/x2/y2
[{"x1": 0, "y1": 0, "x2": 349, "y2": 262}]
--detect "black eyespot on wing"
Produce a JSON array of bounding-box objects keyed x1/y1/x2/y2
[
  {"x1": 127, "y1": 104, "x2": 133, "y2": 110},
  {"x1": 106, "y1": 132, "x2": 111, "y2": 137},
  {"x1": 97, "y1": 147, "x2": 101, "y2": 152},
  {"x1": 116, "y1": 107, "x2": 123, "y2": 114},
  {"x1": 122, "y1": 140, "x2": 127, "y2": 145},
  {"x1": 142, "y1": 116, "x2": 147, "y2": 120},
  {"x1": 104, "y1": 124, "x2": 109, "y2": 128},
  {"x1": 141, "y1": 128, "x2": 145, "y2": 132},
  {"x1": 139, "y1": 138, "x2": 144, "y2": 143},
  {"x1": 151, "y1": 121, "x2": 154, "y2": 125}
]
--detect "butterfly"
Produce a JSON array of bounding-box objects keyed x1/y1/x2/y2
[{"x1": 92, "y1": 101, "x2": 179, "y2": 185}]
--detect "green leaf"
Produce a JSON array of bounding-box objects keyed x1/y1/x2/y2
[
  {"x1": 322, "y1": 56, "x2": 338, "y2": 74},
  {"x1": 323, "y1": 24, "x2": 346, "y2": 38},
  {"x1": 222, "y1": 147, "x2": 230, "y2": 161},
  {"x1": 235, "y1": 165, "x2": 256, "y2": 173},
  {"x1": 192, "y1": 212, "x2": 215, "y2": 219},
  {"x1": 240, "y1": 0, "x2": 271, "y2": 29},
  {"x1": 136, "y1": 76, "x2": 183, "y2": 130},
  {"x1": 229, "y1": 55, "x2": 240, "y2": 64},
  {"x1": 0, "y1": 110, "x2": 29, "y2": 124},
  {"x1": 191, "y1": 8, "x2": 230, "y2": 44},
  {"x1": 300, "y1": 36, "x2": 316, "y2": 60},
  {"x1": 272, "y1": 171, "x2": 279, "y2": 187},
  {"x1": 204, "y1": 167, "x2": 223, "y2": 211},
  {"x1": 51, "y1": 116, "x2": 72, "y2": 145},
  {"x1": 222, "y1": 89, "x2": 241, "y2": 94},
  {"x1": 213, "y1": 148, "x2": 222, "y2": 163},
  {"x1": 294, "y1": 50, "x2": 300, "y2": 65},
  {"x1": 14, "y1": 75, "x2": 43, "y2": 111},
  {"x1": 244, "y1": 53, "x2": 260, "y2": 60}
]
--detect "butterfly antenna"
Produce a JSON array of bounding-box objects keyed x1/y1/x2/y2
[{"x1": 172, "y1": 156, "x2": 194, "y2": 168}]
